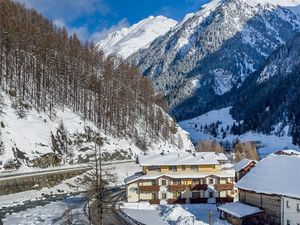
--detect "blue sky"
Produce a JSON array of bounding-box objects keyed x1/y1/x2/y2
[{"x1": 15, "y1": 0, "x2": 209, "y2": 42}]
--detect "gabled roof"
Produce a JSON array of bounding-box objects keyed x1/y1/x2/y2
[
  {"x1": 234, "y1": 158, "x2": 256, "y2": 172},
  {"x1": 237, "y1": 150, "x2": 300, "y2": 199},
  {"x1": 137, "y1": 152, "x2": 228, "y2": 166},
  {"x1": 218, "y1": 202, "x2": 263, "y2": 218}
]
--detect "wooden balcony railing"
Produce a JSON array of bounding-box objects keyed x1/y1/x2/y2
[
  {"x1": 190, "y1": 184, "x2": 208, "y2": 191},
  {"x1": 215, "y1": 183, "x2": 234, "y2": 191},
  {"x1": 168, "y1": 185, "x2": 189, "y2": 192},
  {"x1": 149, "y1": 199, "x2": 160, "y2": 204},
  {"x1": 216, "y1": 196, "x2": 234, "y2": 204},
  {"x1": 139, "y1": 185, "x2": 160, "y2": 192},
  {"x1": 167, "y1": 198, "x2": 186, "y2": 204},
  {"x1": 189, "y1": 198, "x2": 208, "y2": 204}
]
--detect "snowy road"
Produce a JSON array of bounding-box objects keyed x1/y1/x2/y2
[{"x1": 0, "y1": 160, "x2": 135, "y2": 181}]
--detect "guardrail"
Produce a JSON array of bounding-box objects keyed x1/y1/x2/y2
[{"x1": 115, "y1": 203, "x2": 146, "y2": 225}]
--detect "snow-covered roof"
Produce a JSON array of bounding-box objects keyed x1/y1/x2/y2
[
  {"x1": 237, "y1": 150, "x2": 300, "y2": 199},
  {"x1": 218, "y1": 202, "x2": 263, "y2": 218},
  {"x1": 137, "y1": 152, "x2": 228, "y2": 166},
  {"x1": 125, "y1": 170, "x2": 235, "y2": 184},
  {"x1": 234, "y1": 158, "x2": 256, "y2": 172}
]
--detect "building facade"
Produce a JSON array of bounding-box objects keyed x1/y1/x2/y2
[
  {"x1": 236, "y1": 150, "x2": 300, "y2": 225},
  {"x1": 125, "y1": 152, "x2": 236, "y2": 204},
  {"x1": 282, "y1": 197, "x2": 300, "y2": 225}
]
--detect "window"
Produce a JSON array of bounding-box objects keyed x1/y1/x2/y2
[
  {"x1": 129, "y1": 187, "x2": 137, "y2": 193},
  {"x1": 162, "y1": 193, "x2": 167, "y2": 199},
  {"x1": 209, "y1": 178, "x2": 214, "y2": 184},
  {"x1": 286, "y1": 200, "x2": 290, "y2": 208},
  {"x1": 161, "y1": 180, "x2": 167, "y2": 186},
  {"x1": 191, "y1": 165, "x2": 199, "y2": 171},
  {"x1": 209, "y1": 192, "x2": 214, "y2": 198},
  {"x1": 297, "y1": 203, "x2": 300, "y2": 212},
  {"x1": 151, "y1": 193, "x2": 157, "y2": 200},
  {"x1": 192, "y1": 192, "x2": 201, "y2": 198},
  {"x1": 287, "y1": 220, "x2": 290, "y2": 225},
  {"x1": 169, "y1": 166, "x2": 177, "y2": 172},
  {"x1": 173, "y1": 179, "x2": 181, "y2": 185},
  {"x1": 148, "y1": 166, "x2": 161, "y2": 172},
  {"x1": 182, "y1": 165, "x2": 186, "y2": 171},
  {"x1": 151, "y1": 180, "x2": 157, "y2": 186},
  {"x1": 192, "y1": 179, "x2": 200, "y2": 185}
]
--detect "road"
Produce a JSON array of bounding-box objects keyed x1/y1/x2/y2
[
  {"x1": 0, "y1": 160, "x2": 135, "y2": 181},
  {"x1": 89, "y1": 187, "x2": 128, "y2": 225}
]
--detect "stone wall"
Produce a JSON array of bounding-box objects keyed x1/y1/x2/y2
[{"x1": 0, "y1": 169, "x2": 87, "y2": 196}]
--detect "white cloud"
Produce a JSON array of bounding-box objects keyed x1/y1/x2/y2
[{"x1": 89, "y1": 18, "x2": 129, "y2": 43}]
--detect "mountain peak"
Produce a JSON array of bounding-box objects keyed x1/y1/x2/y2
[{"x1": 97, "y1": 15, "x2": 177, "y2": 59}]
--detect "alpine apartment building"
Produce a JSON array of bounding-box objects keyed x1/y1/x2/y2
[{"x1": 125, "y1": 152, "x2": 236, "y2": 204}]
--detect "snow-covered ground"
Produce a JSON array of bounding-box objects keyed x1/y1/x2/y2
[
  {"x1": 121, "y1": 202, "x2": 229, "y2": 225},
  {"x1": 179, "y1": 107, "x2": 299, "y2": 158},
  {"x1": 0, "y1": 91, "x2": 193, "y2": 171},
  {"x1": 2, "y1": 195, "x2": 87, "y2": 225}
]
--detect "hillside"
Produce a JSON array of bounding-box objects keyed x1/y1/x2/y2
[
  {"x1": 0, "y1": 0, "x2": 193, "y2": 171},
  {"x1": 128, "y1": 0, "x2": 300, "y2": 121},
  {"x1": 97, "y1": 16, "x2": 177, "y2": 59},
  {"x1": 230, "y1": 33, "x2": 300, "y2": 146},
  {"x1": 178, "y1": 107, "x2": 298, "y2": 157}
]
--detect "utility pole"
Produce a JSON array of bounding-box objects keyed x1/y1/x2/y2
[{"x1": 208, "y1": 209, "x2": 213, "y2": 225}]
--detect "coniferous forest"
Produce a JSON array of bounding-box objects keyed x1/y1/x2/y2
[{"x1": 0, "y1": 0, "x2": 176, "y2": 144}]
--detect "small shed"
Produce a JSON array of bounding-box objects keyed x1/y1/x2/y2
[{"x1": 218, "y1": 202, "x2": 264, "y2": 225}]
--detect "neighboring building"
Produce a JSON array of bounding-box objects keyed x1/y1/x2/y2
[
  {"x1": 235, "y1": 150, "x2": 300, "y2": 225},
  {"x1": 125, "y1": 152, "x2": 236, "y2": 204},
  {"x1": 218, "y1": 202, "x2": 264, "y2": 225},
  {"x1": 234, "y1": 158, "x2": 256, "y2": 181},
  {"x1": 282, "y1": 196, "x2": 300, "y2": 225}
]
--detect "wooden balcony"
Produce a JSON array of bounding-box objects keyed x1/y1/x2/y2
[
  {"x1": 189, "y1": 198, "x2": 208, "y2": 204},
  {"x1": 139, "y1": 185, "x2": 160, "y2": 192},
  {"x1": 216, "y1": 196, "x2": 234, "y2": 204},
  {"x1": 167, "y1": 198, "x2": 186, "y2": 204},
  {"x1": 190, "y1": 184, "x2": 208, "y2": 191},
  {"x1": 168, "y1": 185, "x2": 189, "y2": 192},
  {"x1": 149, "y1": 199, "x2": 160, "y2": 204},
  {"x1": 215, "y1": 183, "x2": 234, "y2": 191}
]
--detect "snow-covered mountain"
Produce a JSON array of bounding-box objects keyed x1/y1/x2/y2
[
  {"x1": 97, "y1": 16, "x2": 177, "y2": 59},
  {"x1": 128, "y1": 0, "x2": 300, "y2": 120}
]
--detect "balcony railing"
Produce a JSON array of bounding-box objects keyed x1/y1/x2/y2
[
  {"x1": 167, "y1": 198, "x2": 186, "y2": 204},
  {"x1": 139, "y1": 185, "x2": 160, "y2": 192},
  {"x1": 168, "y1": 185, "x2": 189, "y2": 192},
  {"x1": 216, "y1": 196, "x2": 234, "y2": 204},
  {"x1": 149, "y1": 199, "x2": 160, "y2": 204},
  {"x1": 215, "y1": 183, "x2": 234, "y2": 191},
  {"x1": 189, "y1": 198, "x2": 208, "y2": 204},
  {"x1": 190, "y1": 184, "x2": 208, "y2": 191}
]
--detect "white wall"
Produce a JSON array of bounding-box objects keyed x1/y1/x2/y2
[{"x1": 282, "y1": 197, "x2": 300, "y2": 225}]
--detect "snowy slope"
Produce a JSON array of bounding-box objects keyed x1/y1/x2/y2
[
  {"x1": 97, "y1": 16, "x2": 177, "y2": 59},
  {"x1": 0, "y1": 91, "x2": 193, "y2": 170},
  {"x1": 179, "y1": 107, "x2": 298, "y2": 157}
]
